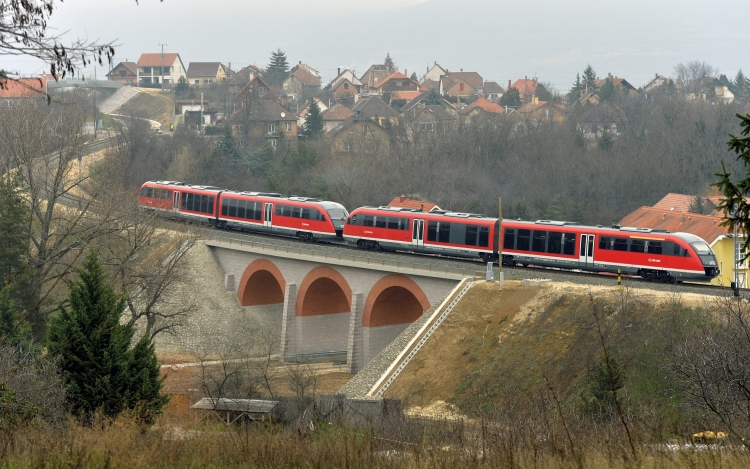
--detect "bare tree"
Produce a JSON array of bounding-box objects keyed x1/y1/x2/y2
[
  {"x1": 0, "y1": 0, "x2": 116, "y2": 81},
  {"x1": 674, "y1": 61, "x2": 718, "y2": 95}
]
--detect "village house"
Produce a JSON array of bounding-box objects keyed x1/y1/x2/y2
[
  {"x1": 483, "y1": 81, "x2": 504, "y2": 102},
  {"x1": 592, "y1": 73, "x2": 638, "y2": 95},
  {"x1": 360, "y1": 64, "x2": 391, "y2": 91},
  {"x1": 372, "y1": 71, "x2": 427, "y2": 99},
  {"x1": 136, "y1": 53, "x2": 186, "y2": 86},
  {"x1": 320, "y1": 104, "x2": 355, "y2": 132},
  {"x1": 290, "y1": 62, "x2": 320, "y2": 79},
  {"x1": 516, "y1": 97, "x2": 565, "y2": 122},
  {"x1": 701, "y1": 77, "x2": 735, "y2": 104},
  {"x1": 231, "y1": 75, "x2": 274, "y2": 114},
  {"x1": 399, "y1": 91, "x2": 455, "y2": 117},
  {"x1": 281, "y1": 67, "x2": 321, "y2": 101},
  {"x1": 509, "y1": 77, "x2": 538, "y2": 102},
  {"x1": 230, "y1": 99, "x2": 298, "y2": 149},
  {"x1": 351, "y1": 96, "x2": 399, "y2": 127},
  {"x1": 229, "y1": 64, "x2": 264, "y2": 94},
  {"x1": 327, "y1": 68, "x2": 363, "y2": 99},
  {"x1": 106, "y1": 62, "x2": 137, "y2": 85},
  {"x1": 0, "y1": 78, "x2": 47, "y2": 106},
  {"x1": 420, "y1": 62, "x2": 447, "y2": 85},
  {"x1": 326, "y1": 113, "x2": 389, "y2": 154},
  {"x1": 408, "y1": 105, "x2": 457, "y2": 133},
  {"x1": 644, "y1": 73, "x2": 671, "y2": 93},
  {"x1": 439, "y1": 70, "x2": 484, "y2": 97},
  {"x1": 186, "y1": 62, "x2": 232, "y2": 87},
  {"x1": 458, "y1": 96, "x2": 505, "y2": 122}
]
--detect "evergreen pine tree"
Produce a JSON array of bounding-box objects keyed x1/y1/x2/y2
[
  {"x1": 0, "y1": 286, "x2": 31, "y2": 346},
  {"x1": 599, "y1": 78, "x2": 616, "y2": 101},
  {"x1": 304, "y1": 99, "x2": 324, "y2": 137},
  {"x1": 571, "y1": 73, "x2": 583, "y2": 96},
  {"x1": 384, "y1": 53, "x2": 396, "y2": 73},
  {"x1": 499, "y1": 88, "x2": 521, "y2": 108},
  {"x1": 409, "y1": 71, "x2": 418, "y2": 82},
  {"x1": 582, "y1": 64, "x2": 597, "y2": 91},
  {"x1": 0, "y1": 175, "x2": 34, "y2": 315},
  {"x1": 48, "y1": 250, "x2": 167, "y2": 421},
  {"x1": 267, "y1": 48, "x2": 289, "y2": 85},
  {"x1": 127, "y1": 335, "x2": 168, "y2": 423},
  {"x1": 735, "y1": 69, "x2": 748, "y2": 98}
]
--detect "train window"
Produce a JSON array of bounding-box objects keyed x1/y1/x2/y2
[
  {"x1": 237, "y1": 199, "x2": 246, "y2": 218},
  {"x1": 439, "y1": 222, "x2": 451, "y2": 243},
  {"x1": 427, "y1": 221, "x2": 438, "y2": 241},
  {"x1": 229, "y1": 198, "x2": 238, "y2": 217},
  {"x1": 670, "y1": 243, "x2": 681, "y2": 256},
  {"x1": 375, "y1": 217, "x2": 387, "y2": 228},
  {"x1": 517, "y1": 229, "x2": 530, "y2": 251},
  {"x1": 630, "y1": 239, "x2": 645, "y2": 253},
  {"x1": 364, "y1": 215, "x2": 374, "y2": 227},
  {"x1": 548, "y1": 232, "x2": 562, "y2": 254},
  {"x1": 647, "y1": 241, "x2": 662, "y2": 254},
  {"x1": 282, "y1": 205, "x2": 292, "y2": 217},
  {"x1": 254, "y1": 203, "x2": 263, "y2": 220},
  {"x1": 275, "y1": 205, "x2": 282, "y2": 216},
  {"x1": 599, "y1": 236, "x2": 610, "y2": 250},
  {"x1": 292, "y1": 207, "x2": 301, "y2": 218},
  {"x1": 466, "y1": 225, "x2": 478, "y2": 246},
  {"x1": 613, "y1": 238, "x2": 628, "y2": 251},
  {"x1": 388, "y1": 218, "x2": 400, "y2": 230},
  {"x1": 478, "y1": 226, "x2": 490, "y2": 247},
  {"x1": 401, "y1": 218, "x2": 410, "y2": 230},
  {"x1": 221, "y1": 198, "x2": 228, "y2": 216},
  {"x1": 683, "y1": 247, "x2": 692, "y2": 257},
  {"x1": 347, "y1": 215, "x2": 356, "y2": 225},
  {"x1": 563, "y1": 233, "x2": 576, "y2": 255},
  {"x1": 690, "y1": 241, "x2": 711, "y2": 256},
  {"x1": 302, "y1": 208, "x2": 311, "y2": 219},
  {"x1": 181, "y1": 192, "x2": 189, "y2": 210},
  {"x1": 503, "y1": 228, "x2": 515, "y2": 250},
  {"x1": 532, "y1": 231, "x2": 547, "y2": 253},
  {"x1": 207, "y1": 196, "x2": 214, "y2": 215}
]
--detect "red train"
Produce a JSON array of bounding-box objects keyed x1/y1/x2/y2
[
  {"x1": 343, "y1": 206, "x2": 719, "y2": 283},
  {"x1": 138, "y1": 181, "x2": 348, "y2": 242}
]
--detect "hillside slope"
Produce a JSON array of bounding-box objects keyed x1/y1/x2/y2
[
  {"x1": 383, "y1": 280, "x2": 706, "y2": 416},
  {"x1": 114, "y1": 88, "x2": 174, "y2": 127}
]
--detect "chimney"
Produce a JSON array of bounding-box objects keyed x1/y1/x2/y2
[
  {"x1": 405, "y1": 69, "x2": 407, "y2": 76},
  {"x1": 682, "y1": 212, "x2": 685, "y2": 222},
  {"x1": 338, "y1": 67, "x2": 341, "y2": 76},
  {"x1": 525, "y1": 75, "x2": 527, "y2": 81},
  {"x1": 400, "y1": 195, "x2": 406, "y2": 203},
  {"x1": 461, "y1": 68, "x2": 463, "y2": 72},
  {"x1": 299, "y1": 61, "x2": 302, "y2": 64},
  {"x1": 508, "y1": 79, "x2": 511, "y2": 88},
  {"x1": 656, "y1": 73, "x2": 658, "y2": 78},
  {"x1": 434, "y1": 61, "x2": 436, "y2": 65}
]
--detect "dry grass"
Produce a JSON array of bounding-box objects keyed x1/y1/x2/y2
[
  {"x1": 116, "y1": 89, "x2": 175, "y2": 127},
  {"x1": 2, "y1": 412, "x2": 750, "y2": 468}
]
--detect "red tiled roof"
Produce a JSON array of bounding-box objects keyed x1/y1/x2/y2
[
  {"x1": 653, "y1": 193, "x2": 700, "y2": 213},
  {"x1": 137, "y1": 53, "x2": 180, "y2": 67},
  {"x1": 320, "y1": 104, "x2": 354, "y2": 121},
  {"x1": 460, "y1": 96, "x2": 504, "y2": 114},
  {"x1": 0, "y1": 78, "x2": 47, "y2": 98},
  {"x1": 373, "y1": 71, "x2": 427, "y2": 90},
  {"x1": 387, "y1": 196, "x2": 441, "y2": 212},
  {"x1": 390, "y1": 91, "x2": 422, "y2": 101},
  {"x1": 618, "y1": 206, "x2": 729, "y2": 245},
  {"x1": 511, "y1": 78, "x2": 538, "y2": 100}
]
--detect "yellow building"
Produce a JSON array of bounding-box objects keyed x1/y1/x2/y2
[
  {"x1": 186, "y1": 62, "x2": 232, "y2": 87},
  {"x1": 619, "y1": 206, "x2": 747, "y2": 287}
]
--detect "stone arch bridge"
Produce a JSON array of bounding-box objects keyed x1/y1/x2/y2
[{"x1": 206, "y1": 235, "x2": 484, "y2": 373}]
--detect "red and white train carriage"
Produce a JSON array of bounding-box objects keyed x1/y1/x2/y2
[
  {"x1": 343, "y1": 206, "x2": 719, "y2": 283},
  {"x1": 138, "y1": 180, "x2": 348, "y2": 242}
]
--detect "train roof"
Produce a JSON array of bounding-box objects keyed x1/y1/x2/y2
[
  {"x1": 507, "y1": 219, "x2": 672, "y2": 234},
  {"x1": 144, "y1": 180, "x2": 225, "y2": 192},
  {"x1": 354, "y1": 205, "x2": 497, "y2": 222}
]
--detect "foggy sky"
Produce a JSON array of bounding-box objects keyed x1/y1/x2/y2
[{"x1": 6, "y1": 0, "x2": 750, "y2": 91}]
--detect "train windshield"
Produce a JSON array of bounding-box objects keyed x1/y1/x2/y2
[
  {"x1": 690, "y1": 241, "x2": 712, "y2": 256},
  {"x1": 326, "y1": 208, "x2": 348, "y2": 220}
]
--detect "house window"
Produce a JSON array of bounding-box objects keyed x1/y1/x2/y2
[
  {"x1": 119, "y1": 70, "x2": 127, "y2": 77},
  {"x1": 344, "y1": 83, "x2": 349, "y2": 90},
  {"x1": 396, "y1": 81, "x2": 402, "y2": 87},
  {"x1": 362, "y1": 125, "x2": 369, "y2": 134},
  {"x1": 419, "y1": 123, "x2": 434, "y2": 132},
  {"x1": 344, "y1": 143, "x2": 351, "y2": 152},
  {"x1": 142, "y1": 67, "x2": 151, "y2": 74},
  {"x1": 268, "y1": 124, "x2": 278, "y2": 133},
  {"x1": 259, "y1": 86, "x2": 266, "y2": 95},
  {"x1": 194, "y1": 79, "x2": 200, "y2": 84},
  {"x1": 285, "y1": 122, "x2": 291, "y2": 132},
  {"x1": 206, "y1": 79, "x2": 213, "y2": 84},
  {"x1": 270, "y1": 139, "x2": 277, "y2": 147}
]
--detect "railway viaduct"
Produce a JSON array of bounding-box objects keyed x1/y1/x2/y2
[{"x1": 205, "y1": 233, "x2": 485, "y2": 373}]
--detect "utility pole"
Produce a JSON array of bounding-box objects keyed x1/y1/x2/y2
[{"x1": 159, "y1": 42, "x2": 168, "y2": 91}]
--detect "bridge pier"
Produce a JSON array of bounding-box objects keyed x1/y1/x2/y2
[{"x1": 207, "y1": 238, "x2": 484, "y2": 372}]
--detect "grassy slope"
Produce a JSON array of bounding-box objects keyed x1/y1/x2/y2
[
  {"x1": 384, "y1": 281, "x2": 696, "y2": 420},
  {"x1": 115, "y1": 89, "x2": 175, "y2": 127}
]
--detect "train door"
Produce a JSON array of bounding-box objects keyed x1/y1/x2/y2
[
  {"x1": 172, "y1": 191, "x2": 180, "y2": 212},
  {"x1": 579, "y1": 234, "x2": 595, "y2": 267},
  {"x1": 412, "y1": 219, "x2": 424, "y2": 249},
  {"x1": 264, "y1": 203, "x2": 274, "y2": 229}
]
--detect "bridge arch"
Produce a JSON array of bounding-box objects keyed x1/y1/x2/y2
[
  {"x1": 296, "y1": 266, "x2": 352, "y2": 316},
  {"x1": 237, "y1": 259, "x2": 286, "y2": 306},
  {"x1": 362, "y1": 275, "x2": 430, "y2": 327}
]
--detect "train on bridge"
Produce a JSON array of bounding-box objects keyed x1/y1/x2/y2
[{"x1": 139, "y1": 180, "x2": 719, "y2": 283}]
